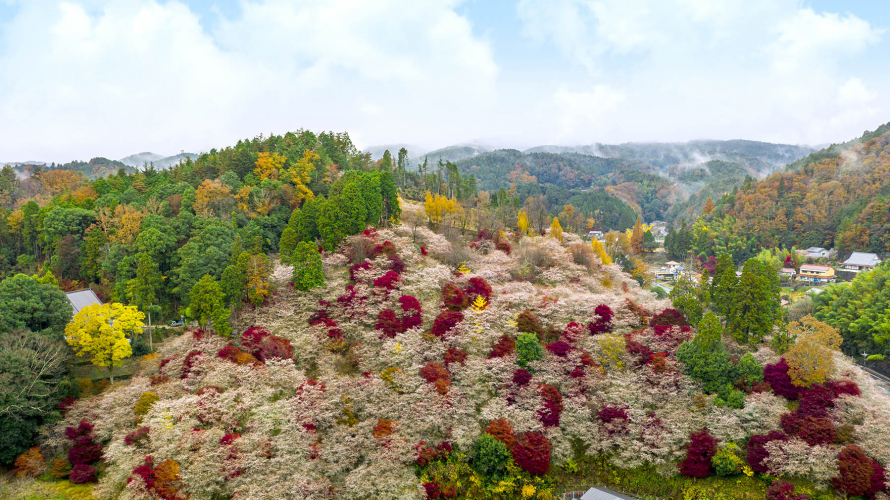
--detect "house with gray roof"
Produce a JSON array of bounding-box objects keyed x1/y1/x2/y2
[
  {"x1": 842, "y1": 252, "x2": 882, "y2": 272},
  {"x1": 65, "y1": 289, "x2": 103, "y2": 314},
  {"x1": 805, "y1": 247, "x2": 830, "y2": 259}
]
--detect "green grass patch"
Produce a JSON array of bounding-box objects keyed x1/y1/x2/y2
[
  {"x1": 0, "y1": 478, "x2": 95, "y2": 500},
  {"x1": 548, "y1": 456, "x2": 834, "y2": 500}
]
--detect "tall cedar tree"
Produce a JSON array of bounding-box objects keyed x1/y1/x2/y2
[
  {"x1": 292, "y1": 242, "x2": 325, "y2": 291},
  {"x1": 187, "y1": 275, "x2": 231, "y2": 336},
  {"x1": 727, "y1": 258, "x2": 776, "y2": 344},
  {"x1": 127, "y1": 253, "x2": 162, "y2": 351},
  {"x1": 710, "y1": 254, "x2": 737, "y2": 318}
]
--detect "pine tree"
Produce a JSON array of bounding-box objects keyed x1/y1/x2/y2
[{"x1": 727, "y1": 258, "x2": 774, "y2": 344}]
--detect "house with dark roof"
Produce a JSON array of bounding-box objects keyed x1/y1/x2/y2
[
  {"x1": 65, "y1": 289, "x2": 103, "y2": 314},
  {"x1": 842, "y1": 252, "x2": 882, "y2": 272}
]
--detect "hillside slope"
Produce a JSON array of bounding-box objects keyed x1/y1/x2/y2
[
  {"x1": 38, "y1": 228, "x2": 890, "y2": 500},
  {"x1": 689, "y1": 123, "x2": 890, "y2": 261}
]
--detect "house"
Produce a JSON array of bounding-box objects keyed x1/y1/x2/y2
[
  {"x1": 806, "y1": 287, "x2": 827, "y2": 296},
  {"x1": 841, "y1": 252, "x2": 882, "y2": 272},
  {"x1": 65, "y1": 289, "x2": 103, "y2": 314},
  {"x1": 780, "y1": 268, "x2": 796, "y2": 278},
  {"x1": 665, "y1": 260, "x2": 682, "y2": 270},
  {"x1": 805, "y1": 247, "x2": 830, "y2": 259},
  {"x1": 588, "y1": 230, "x2": 604, "y2": 241},
  {"x1": 797, "y1": 265, "x2": 836, "y2": 284}
]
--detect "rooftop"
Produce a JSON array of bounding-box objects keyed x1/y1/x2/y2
[
  {"x1": 843, "y1": 252, "x2": 881, "y2": 267},
  {"x1": 806, "y1": 247, "x2": 827, "y2": 253},
  {"x1": 799, "y1": 264, "x2": 833, "y2": 271},
  {"x1": 580, "y1": 487, "x2": 639, "y2": 500},
  {"x1": 65, "y1": 289, "x2": 103, "y2": 314}
]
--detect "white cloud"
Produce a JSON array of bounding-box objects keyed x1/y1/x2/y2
[
  {"x1": 518, "y1": 0, "x2": 886, "y2": 145},
  {"x1": 553, "y1": 85, "x2": 625, "y2": 137},
  {"x1": 0, "y1": 0, "x2": 498, "y2": 161}
]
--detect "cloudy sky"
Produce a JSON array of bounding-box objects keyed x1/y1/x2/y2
[{"x1": 1, "y1": 0, "x2": 888, "y2": 162}]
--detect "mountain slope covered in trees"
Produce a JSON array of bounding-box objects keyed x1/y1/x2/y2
[{"x1": 687, "y1": 123, "x2": 890, "y2": 262}]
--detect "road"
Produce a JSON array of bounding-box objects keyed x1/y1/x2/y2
[{"x1": 859, "y1": 364, "x2": 890, "y2": 398}]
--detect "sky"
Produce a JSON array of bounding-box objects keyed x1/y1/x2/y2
[{"x1": 0, "y1": 0, "x2": 888, "y2": 163}]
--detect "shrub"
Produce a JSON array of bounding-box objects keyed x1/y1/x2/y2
[
  {"x1": 516, "y1": 310, "x2": 542, "y2": 335},
  {"x1": 588, "y1": 304, "x2": 614, "y2": 334},
  {"x1": 50, "y1": 458, "x2": 72, "y2": 479},
  {"x1": 832, "y1": 445, "x2": 878, "y2": 498},
  {"x1": 375, "y1": 309, "x2": 402, "y2": 338},
  {"x1": 373, "y1": 270, "x2": 400, "y2": 292},
  {"x1": 387, "y1": 254, "x2": 405, "y2": 275},
  {"x1": 372, "y1": 418, "x2": 395, "y2": 439},
  {"x1": 711, "y1": 443, "x2": 744, "y2": 477},
  {"x1": 562, "y1": 321, "x2": 584, "y2": 344},
  {"x1": 441, "y1": 283, "x2": 467, "y2": 311},
  {"x1": 125, "y1": 427, "x2": 150, "y2": 446},
  {"x1": 70, "y1": 463, "x2": 96, "y2": 484},
  {"x1": 65, "y1": 420, "x2": 102, "y2": 467},
  {"x1": 516, "y1": 333, "x2": 544, "y2": 369},
  {"x1": 766, "y1": 480, "x2": 811, "y2": 500},
  {"x1": 746, "y1": 431, "x2": 787, "y2": 473},
  {"x1": 790, "y1": 416, "x2": 836, "y2": 446},
  {"x1": 836, "y1": 424, "x2": 856, "y2": 444},
  {"x1": 346, "y1": 235, "x2": 377, "y2": 264},
  {"x1": 495, "y1": 241, "x2": 511, "y2": 254},
  {"x1": 134, "y1": 391, "x2": 160, "y2": 416},
  {"x1": 511, "y1": 432, "x2": 551, "y2": 476},
  {"x1": 827, "y1": 379, "x2": 861, "y2": 397},
  {"x1": 650, "y1": 308, "x2": 689, "y2": 329},
  {"x1": 442, "y1": 347, "x2": 467, "y2": 367},
  {"x1": 217, "y1": 344, "x2": 240, "y2": 362},
  {"x1": 431, "y1": 311, "x2": 463, "y2": 338},
  {"x1": 180, "y1": 350, "x2": 204, "y2": 379},
  {"x1": 764, "y1": 358, "x2": 801, "y2": 399},
  {"x1": 679, "y1": 429, "x2": 717, "y2": 478},
  {"x1": 349, "y1": 261, "x2": 373, "y2": 282},
  {"x1": 256, "y1": 335, "x2": 293, "y2": 361},
  {"x1": 471, "y1": 433, "x2": 510, "y2": 478},
  {"x1": 464, "y1": 277, "x2": 492, "y2": 303},
  {"x1": 420, "y1": 361, "x2": 451, "y2": 394},
  {"x1": 598, "y1": 405, "x2": 629, "y2": 423},
  {"x1": 538, "y1": 384, "x2": 563, "y2": 427},
  {"x1": 489, "y1": 335, "x2": 516, "y2": 358},
  {"x1": 625, "y1": 335, "x2": 653, "y2": 366},
  {"x1": 546, "y1": 340, "x2": 572, "y2": 357},
  {"x1": 13, "y1": 447, "x2": 45, "y2": 477},
  {"x1": 399, "y1": 295, "x2": 423, "y2": 330},
  {"x1": 485, "y1": 418, "x2": 516, "y2": 449},
  {"x1": 241, "y1": 326, "x2": 270, "y2": 351},
  {"x1": 512, "y1": 368, "x2": 532, "y2": 386}
]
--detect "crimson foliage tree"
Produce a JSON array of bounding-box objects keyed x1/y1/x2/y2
[{"x1": 679, "y1": 429, "x2": 717, "y2": 478}]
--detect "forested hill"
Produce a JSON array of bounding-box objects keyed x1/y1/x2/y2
[{"x1": 687, "y1": 122, "x2": 890, "y2": 263}]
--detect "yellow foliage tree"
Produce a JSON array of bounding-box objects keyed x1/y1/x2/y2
[
  {"x1": 290, "y1": 149, "x2": 319, "y2": 185},
  {"x1": 550, "y1": 217, "x2": 563, "y2": 242},
  {"x1": 423, "y1": 191, "x2": 462, "y2": 226},
  {"x1": 246, "y1": 253, "x2": 273, "y2": 312},
  {"x1": 629, "y1": 215, "x2": 644, "y2": 254},
  {"x1": 517, "y1": 209, "x2": 530, "y2": 235},
  {"x1": 785, "y1": 315, "x2": 843, "y2": 387},
  {"x1": 253, "y1": 152, "x2": 286, "y2": 181},
  {"x1": 591, "y1": 238, "x2": 612, "y2": 265},
  {"x1": 193, "y1": 179, "x2": 232, "y2": 218},
  {"x1": 65, "y1": 303, "x2": 145, "y2": 382},
  {"x1": 114, "y1": 205, "x2": 145, "y2": 245}
]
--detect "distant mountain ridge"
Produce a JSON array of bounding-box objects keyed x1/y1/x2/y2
[{"x1": 119, "y1": 151, "x2": 199, "y2": 170}]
